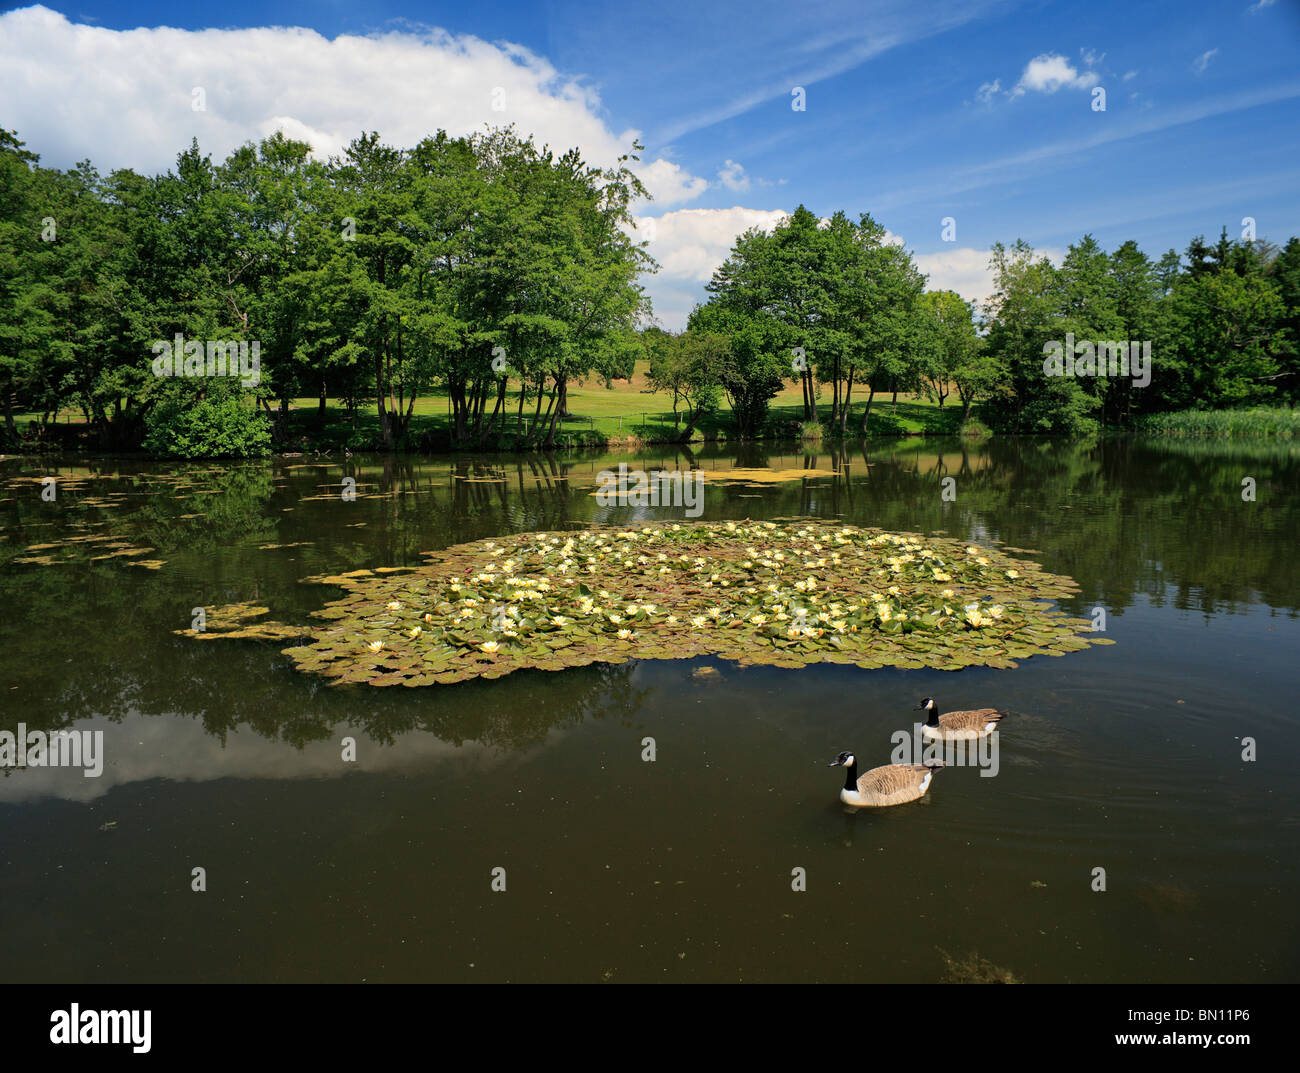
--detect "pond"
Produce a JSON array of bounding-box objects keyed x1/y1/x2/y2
[{"x1": 1, "y1": 437, "x2": 1297, "y2": 983}]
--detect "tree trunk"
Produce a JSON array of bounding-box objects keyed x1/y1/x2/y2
[
  {"x1": 860, "y1": 385, "x2": 876, "y2": 434},
  {"x1": 2, "y1": 386, "x2": 17, "y2": 442},
  {"x1": 482, "y1": 376, "x2": 508, "y2": 442},
  {"x1": 376, "y1": 350, "x2": 393, "y2": 449}
]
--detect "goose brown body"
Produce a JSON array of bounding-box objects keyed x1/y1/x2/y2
[
  {"x1": 917, "y1": 698, "x2": 1005, "y2": 741},
  {"x1": 830, "y1": 753, "x2": 943, "y2": 807}
]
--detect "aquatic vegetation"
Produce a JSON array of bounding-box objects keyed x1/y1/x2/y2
[
  {"x1": 1136, "y1": 408, "x2": 1300, "y2": 439},
  {"x1": 172, "y1": 601, "x2": 313, "y2": 642},
  {"x1": 269, "y1": 521, "x2": 1113, "y2": 688},
  {"x1": 937, "y1": 948, "x2": 1021, "y2": 984}
]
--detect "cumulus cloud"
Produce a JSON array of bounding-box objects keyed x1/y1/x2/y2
[
  {"x1": 629, "y1": 206, "x2": 790, "y2": 329},
  {"x1": 0, "y1": 4, "x2": 710, "y2": 209},
  {"x1": 913, "y1": 247, "x2": 997, "y2": 308},
  {"x1": 633, "y1": 157, "x2": 710, "y2": 207},
  {"x1": 0, "y1": 712, "x2": 518, "y2": 804},
  {"x1": 717, "y1": 159, "x2": 751, "y2": 192},
  {"x1": 913, "y1": 245, "x2": 1065, "y2": 312},
  {"x1": 1011, "y1": 52, "x2": 1101, "y2": 96}
]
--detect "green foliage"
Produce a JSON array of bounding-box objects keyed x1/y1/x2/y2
[
  {"x1": 259, "y1": 522, "x2": 1111, "y2": 687},
  {"x1": 4, "y1": 117, "x2": 1300, "y2": 450},
  {"x1": 142, "y1": 383, "x2": 271, "y2": 458},
  {"x1": 697, "y1": 207, "x2": 924, "y2": 438},
  {"x1": 1135, "y1": 408, "x2": 1300, "y2": 438}
]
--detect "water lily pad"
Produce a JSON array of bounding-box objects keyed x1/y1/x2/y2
[{"x1": 172, "y1": 521, "x2": 1113, "y2": 687}]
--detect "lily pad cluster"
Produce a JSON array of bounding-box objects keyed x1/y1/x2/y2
[
  {"x1": 173, "y1": 602, "x2": 313, "y2": 642},
  {"x1": 275, "y1": 521, "x2": 1114, "y2": 688}
]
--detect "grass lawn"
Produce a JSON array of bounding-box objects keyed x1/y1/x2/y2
[
  {"x1": 283, "y1": 362, "x2": 964, "y2": 447},
  {"x1": 13, "y1": 361, "x2": 968, "y2": 450}
]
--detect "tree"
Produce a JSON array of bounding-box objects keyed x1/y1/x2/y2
[
  {"x1": 917, "y1": 290, "x2": 990, "y2": 422},
  {"x1": 981, "y1": 240, "x2": 1097, "y2": 434}
]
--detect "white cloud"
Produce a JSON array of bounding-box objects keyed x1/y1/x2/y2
[
  {"x1": 629, "y1": 206, "x2": 790, "y2": 329},
  {"x1": 717, "y1": 159, "x2": 751, "y2": 192},
  {"x1": 1012, "y1": 52, "x2": 1101, "y2": 96},
  {"x1": 633, "y1": 157, "x2": 710, "y2": 207},
  {"x1": 0, "y1": 4, "x2": 707, "y2": 208},
  {"x1": 0, "y1": 711, "x2": 521, "y2": 804},
  {"x1": 913, "y1": 246, "x2": 1065, "y2": 311},
  {"x1": 975, "y1": 79, "x2": 1001, "y2": 105},
  {"x1": 1249, "y1": 0, "x2": 1276, "y2": 12},
  {"x1": 913, "y1": 248, "x2": 996, "y2": 307},
  {"x1": 1193, "y1": 49, "x2": 1219, "y2": 75},
  {"x1": 1123, "y1": 70, "x2": 1138, "y2": 81}
]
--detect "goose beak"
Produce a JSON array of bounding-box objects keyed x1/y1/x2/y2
[{"x1": 827, "y1": 758, "x2": 843, "y2": 767}]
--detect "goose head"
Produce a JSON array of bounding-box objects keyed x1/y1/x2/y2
[{"x1": 828, "y1": 751, "x2": 855, "y2": 768}]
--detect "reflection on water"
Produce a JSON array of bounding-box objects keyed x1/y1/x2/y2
[{"x1": 0, "y1": 437, "x2": 1297, "y2": 982}]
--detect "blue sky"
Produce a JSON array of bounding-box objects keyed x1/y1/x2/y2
[{"x1": 2, "y1": 0, "x2": 1298, "y2": 326}]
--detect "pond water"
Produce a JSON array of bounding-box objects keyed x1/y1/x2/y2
[{"x1": 1, "y1": 437, "x2": 1297, "y2": 983}]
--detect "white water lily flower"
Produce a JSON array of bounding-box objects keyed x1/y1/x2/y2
[
  {"x1": 551, "y1": 616, "x2": 569, "y2": 627},
  {"x1": 617, "y1": 629, "x2": 636, "y2": 640},
  {"x1": 366, "y1": 640, "x2": 384, "y2": 653},
  {"x1": 690, "y1": 616, "x2": 708, "y2": 628},
  {"x1": 480, "y1": 640, "x2": 500, "y2": 653},
  {"x1": 1005, "y1": 569, "x2": 1020, "y2": 579}
]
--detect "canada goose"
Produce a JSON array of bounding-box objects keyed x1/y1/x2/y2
[
  {"x1": 828, "y1": 752, "x2": 944, "y2": 807},
  {"x1": 914, "y1": 697, "x2": 1004, "y2": 741}
]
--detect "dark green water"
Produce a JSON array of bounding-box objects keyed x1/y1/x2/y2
[{"x1": 1, "y1": 437, "x2": 1297, "y2": 983}]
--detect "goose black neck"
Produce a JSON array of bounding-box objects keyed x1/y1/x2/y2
[
  {"x1": 842, "y1": 760, "x2": 858, "y2": 792},
  {"x1": 924, "y1": 704, "x2": 942, "y2": 727}
]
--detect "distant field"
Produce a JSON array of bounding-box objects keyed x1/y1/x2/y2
[
  {"x1": 283, "y1": 361, "x2": 958, "y2": 444},
  {"x1": 16, "y1": 360, "x2": 964, "y2": 446}
]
